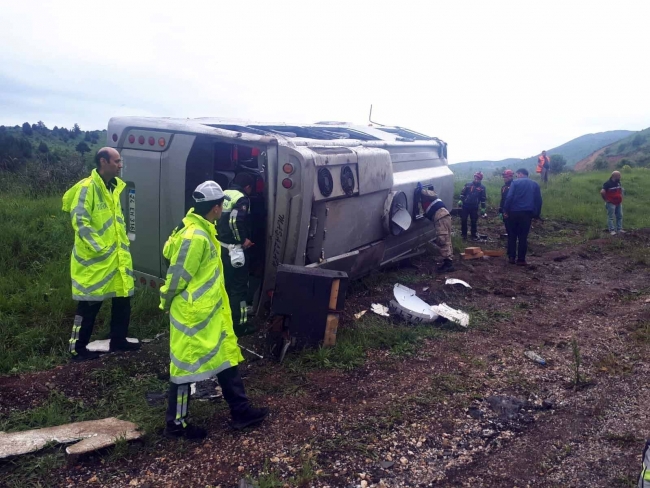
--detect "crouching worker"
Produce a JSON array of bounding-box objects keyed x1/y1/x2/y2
[
  {"x1": 419, "y1": 185, "x2": 455, "y2": 273},
  {"x1": 160, "y1": 181, "x2": 268, "y2": 440}
]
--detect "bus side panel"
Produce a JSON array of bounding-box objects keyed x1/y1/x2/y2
[
  {"x1": 159, "y1": 134, "x2": 196, "y2": 276},
  {"x1": 119, "y1": 149, "x2": 161, "y2": 277}
]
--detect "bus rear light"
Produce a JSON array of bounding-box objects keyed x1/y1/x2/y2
[
  {"x1": 255, "y1": 178, "x2": 264, "y2": 193},
  {"x1": 138, "y1": 136, "x2": 145, "y2": 145},
  {"x1": 251, "y1": 147, "x2": 260, "y2": 157},
  {"x1": 282, "y1": 178, "x2": 293, "y2": 189},
  {"x1": 148, "y1": 137, "x2": 155, "y2": 146},
  {"x1": 282, "y1": 163, "x2": 294, "y2": 174},
  {"x1": 128, "y1": 135, "x2": 135, "y2": 144},
  {"x1": 112, "y1": 133, "x2": 118, "y2": 142},
  {"x1": 158, "y1": 137, "x2": 166, "y2": 147}
]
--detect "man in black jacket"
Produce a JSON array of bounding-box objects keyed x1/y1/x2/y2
[
  {"x1": 459, "y1": 172, "x2": 487, "y2": 240},
  {"x1": 217, "y1": 173, "x2": 255, "y2": 336}
]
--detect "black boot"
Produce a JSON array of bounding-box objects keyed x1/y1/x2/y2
[
  {"x1": 71, "y1": 349, "x2": 101, "y2": 362},
  {"x1": 163, "y1": 422, "x2": 207, "y2": 440},
  {"x1": 437, "y1": 259, "x2": 455, "y2": 273},
  {"x1": 110, "y1": 340, "x2": 141, "y2": 352},
  {"x1": 231, "y1": 407, "x2": 269, "y2": 430}
]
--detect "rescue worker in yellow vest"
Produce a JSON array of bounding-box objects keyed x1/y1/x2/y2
[
  {"x1": 62, "y1": 147, "x2": 139, "y2": 362},
  {"x1": 217, "y1": 173, "x2": 256, "y2": 337},
  {"x1": 160, "y1": 181, "x2": 268, "y2": 439}
]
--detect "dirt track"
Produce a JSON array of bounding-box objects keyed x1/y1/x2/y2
[{"x1": 1, "y1": 217, "x2": 649, "y2": 487}]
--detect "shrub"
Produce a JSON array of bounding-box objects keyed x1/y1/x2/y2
[
  {"x1": 621, "y1": 165, "x2": 632, "y2": 173},
  {"x1": 38, "y1": 142, "x2": 49, "y2": 154},
  {"x1": 21, "y1": 122, "x2": 33, "y2": 136},
  {"x1": 550, "y1": 154, "x2": 567, "y2": 173},
  {"x1": 593, "y1": 158, "x2": 608, "y2": 170}
]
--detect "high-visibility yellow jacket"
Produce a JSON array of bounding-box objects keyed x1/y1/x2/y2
[
  {"x1": 62, "y1": 169, "x2": 134, "y2": 301},
  {"x1": 160, "y1": 210, "x2": 244, "y2": 384}
]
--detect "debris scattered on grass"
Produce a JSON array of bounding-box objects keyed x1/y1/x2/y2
[
  {"x1": 0, "y1": 418, "x2": 141, "y2": 458},
  {"x1": 445, "y1": 278, "x2": 471, "y2": 288},
  {"x1": 524, "y1": 350, "x2": 547, "y2": 366},
  {"x1": 390, "y1": 284, "x2": 437, "y2": 323},
  {"x1": 354, "y1": 310, "x2": 368, "y2": 320},
  {"x1": 430, "y1": 303, "x2": 469, "y2": 327},
  {"x1": 141, "y1": 332, "x2": 165, "y2": 344},
  {"x1": 371, "y1": 303, "x2": 390, "y2": 317},
  {"x1": 86, "y1": 337, "x2": 139, "y2": 352}
]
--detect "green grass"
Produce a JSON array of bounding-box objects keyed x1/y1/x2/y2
[
  {"x1": 286, "y1": 314, "x2": 445, "y2": 372},
  {"x1": 0, "y1": 191, "x2": 166, "y2": 375},
  {"x1": 454, "y1": 169, "x2": 650, "y2": 229}
]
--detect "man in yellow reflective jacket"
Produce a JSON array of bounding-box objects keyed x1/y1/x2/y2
[
  {"x1": 160, "y1": 181, "x2": 268, "y2": 439},
  {"x1": 62, "y1": 147, "x2": 139, "y2": 362}
]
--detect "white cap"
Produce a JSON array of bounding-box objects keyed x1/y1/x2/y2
[{"x1": 192, "y1": 181, "x2": 230, "y2": 202}]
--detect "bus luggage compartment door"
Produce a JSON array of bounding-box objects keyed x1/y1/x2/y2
[{"x1": 119, "y1": 149, "x2": 162, "y2": 278}]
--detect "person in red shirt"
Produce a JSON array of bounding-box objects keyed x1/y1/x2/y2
[
  {"x1": 600, "y1": 170, "x2": 624, "y2": 235},
  {"x1": 536, "y1": 150, "x2": 550, "y2": 186}
]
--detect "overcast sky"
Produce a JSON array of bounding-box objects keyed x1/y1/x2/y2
[{"x1": 1, "y1": 0, "x2": 649, "y2": 163}]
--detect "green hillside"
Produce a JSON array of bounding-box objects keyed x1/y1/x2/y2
[
  {"x1": 0, "y1": 122, "x2": 107, "y2": 193},
  {"x1": 586, "y1": 127, "x2": 650, "y2": 171},
  {"x1": 452, "y1": 130, "x2": 634, "y2": 176}
]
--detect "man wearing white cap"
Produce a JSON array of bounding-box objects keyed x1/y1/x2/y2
[{"x1": 159, "y1": 181, "x2": 268, "y2": 439}]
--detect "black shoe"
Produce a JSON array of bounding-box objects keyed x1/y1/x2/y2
[
  {"x1": 231, "y1": 407, "x2": 269, "y2": 430},
  {"x1": 71, "y1": 349, "x2": 101, "y2": 362},
  {"x1": 508, "y1": 257, "x2": 516, "y2": 265},
  {"x1": 437, "y1": 260, "x2": 455, "y2": 273},
  {"x1": 234, "y1": 323, "x2": 257, "y2": 338},
  {"x1": 110, "y1": 340, "x2": 141, "y2": 352},
  {"x1": 163, "y1": 423, "x2": 207, "y2": 440}
]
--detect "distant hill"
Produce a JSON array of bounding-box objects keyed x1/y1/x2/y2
[
  {"x1": 452, "y1": 130, "x2": 634, "y2": 176},
  {"x1": 575, "y1": 127, "x2": 650, "y2": 171}
]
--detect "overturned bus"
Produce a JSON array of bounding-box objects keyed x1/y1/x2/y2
[{"x1": 107, "y1": 117, "x2": 453, "y2": 316}]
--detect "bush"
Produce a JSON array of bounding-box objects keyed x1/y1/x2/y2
[
  {"x1": 38, "y1": 142, "x2": 49, "y2": 154},
  {"x1": 594, "y1": 158, "x2": 608, "y2": 170},
  {"x1": 21, "y1": 122, "x2": 33, "y2": 136},
  {"x1": 621, "y1": 165, "x2": 632, "y2": 173},
  {"x1": 550, "y1": 154, "x2": 567, "y2": 173}
]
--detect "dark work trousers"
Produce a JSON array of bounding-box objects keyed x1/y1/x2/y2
[
  {"x1": 507, "y1": 211, "x2": 534, "y2": 262},
  {"x1": 166, "y1": 365, "x2": 250, "y2": 426},
  {"x1": 222, "y1": 246, "x2": 250, "y2": 334},
  {"x1": 70, "y1": 297, "x2": 131, "y2": 354},
  {"x1": 461, "y1": 207, "x2": 479, "y2": 238}
]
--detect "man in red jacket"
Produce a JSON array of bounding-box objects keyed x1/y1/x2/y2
[
  {"x1": 600, "y1": 171, "x2": 624, "y2": 236},
  {"x1": 536, "y1": 150, "x2": 550, "y2": 186}
]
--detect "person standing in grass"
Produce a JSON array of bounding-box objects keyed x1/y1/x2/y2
[
  {"x1": 498, "y1": 169, "x2": 515, "y2": 237},
  {"x1": 458, "y1": 172, "x2": 487, "y2": 240},
  {"x1": 503, "y1": 168, "x2": 543, "y2": 266},
  {"x1": 600, "y1": 170, "x2": 625, "y2": 236},
  {"x1": 62, "y1": 147, "x2": 140, "y2": 362},
  {"x1": 536, "y1": 150, "x2": 550, "y2": 186},
  {"x1": 160, "y1": 181, "x2": 268, "y2": 439},
  {"x1": 418, "y1": 184, "x2": 455, "y2": 273}
]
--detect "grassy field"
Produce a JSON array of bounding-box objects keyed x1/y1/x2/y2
[
  {"x1": 0, "y1": 191, "x2": 165, "y2": 376},
  {"x1": 454, "y1": 169, "x2": 650, "y2": 229}
]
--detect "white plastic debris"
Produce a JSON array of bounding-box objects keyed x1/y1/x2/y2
[
  {"x1": 354, "y1": 310, "x2": 368, "y2": 320},
  {"x1": 445, "y1": 278, "x2": 471, "y2": 289},
  {"x1": 390, "y1": 284, "x2": 437, "y2": 323},
  {"x1": 0, "y1": 418, "x2": 141, "y2": 458},
  {"x1": 430, "y1": 303, "x2": 470, "y2": 328},
  {"x1": 423, "y1": 287, "x2": 430, "y2": 292},
  {"x1": 141, "y1": 332, "x2": 165, "y2": 344},
  {"x1": 86, "y1": 337, "x2": 139, "y2": 352},
  {"x1": 371, "y1": 304, "x2": 390, "y2": 317}
]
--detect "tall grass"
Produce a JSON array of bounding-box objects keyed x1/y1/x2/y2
[
  {"x1": 454, "y1": 169, "x2": 650, "y2": 229},
  {"x1": 0, "y1": 190, "x2": 165, "y2": 375}
]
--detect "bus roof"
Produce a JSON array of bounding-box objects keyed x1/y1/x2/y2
[{"x1": 108, "y1": 116, "x2": 446, "y2": 147}]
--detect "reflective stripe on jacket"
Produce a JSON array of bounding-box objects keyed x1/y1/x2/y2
[
  {"x1": 640, "y1": 440, "x2": 650, "y2": 487},
  {"x1": 217, "y1": 187, "x2": 250, "y2": 245},
  {"x1": 62, "y1": 169, "x2": 134, "y2": 301},
  {"x1": 160, "y1": 210, "x2": 243, "y2": 384}
]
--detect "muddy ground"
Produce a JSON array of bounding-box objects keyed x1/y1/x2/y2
[{"x1": 1, "y1": 216, "x2": 649, "y2": 487}]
